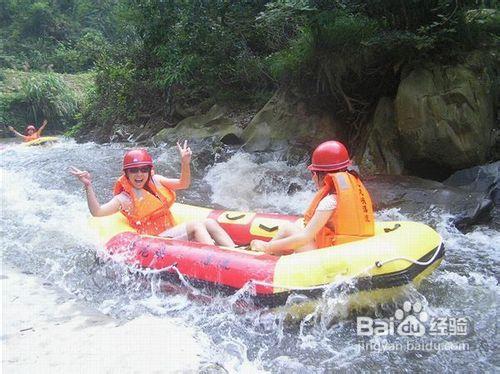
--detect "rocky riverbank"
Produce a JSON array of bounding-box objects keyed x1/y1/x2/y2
[{"x1": 74, "y1": 52, "x2": 498, "y2": 182}]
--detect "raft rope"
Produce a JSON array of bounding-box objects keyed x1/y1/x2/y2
[
  {"x1": 250, "y1": 241, "x2": 444, "y2": 292},
  {"x1": 374, "y1": 241, "x2": 444, "y2": 268}
]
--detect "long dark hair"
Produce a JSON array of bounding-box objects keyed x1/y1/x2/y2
[{"x1": 315, "y1": 167, "x2": 359, "y2": 188}]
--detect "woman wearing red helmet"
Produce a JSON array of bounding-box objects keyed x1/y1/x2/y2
[
  {"x1": 8, "y1": 119, "x2": 48, "y2": 142},
  {"x1": 70, "y1": 142, "x2": 235, "y2": 247},
  {"x1": 250, "y1": 140, "x2": 374, "y2": 255}
]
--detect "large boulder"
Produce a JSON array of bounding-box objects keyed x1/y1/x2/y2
[
  {"x1": 153, "y1": 105, "x2": 242, "y2": 144},
  {"x1": 359, "y1": 97, "x2": 404, "y2": 175},
  {"x1": 241, "y1": 90, "x2": 342, "y2": 161},
  {"x1": 365, "y1": 174, "x2": 495, "y2": 231},
  {"x1": 395, "y1": 62, "x2": 495, "y2": 179},
  {"x1": 444, "y1": 161, "x2": 499, "y2": 196}
]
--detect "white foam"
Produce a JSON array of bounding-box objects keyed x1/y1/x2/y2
[
  {"x1": 1, "y1": 266, "x2": 204, "y2": 373},
  {"x1": 204, "y1": 152, "x2": 314, "y2": 214}
]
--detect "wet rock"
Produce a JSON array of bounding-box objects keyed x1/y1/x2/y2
[
  {"x1": 365, "y1": 174, "x2": 494, "y2": 231},
  {"x1": 241, "y1": 90, "x2": 342, "y2": 156},
  {"x1": 153, "y1": 105, "x2": 242, "y2": 144},
  {"x1": 395, "y1": 58, "x2": 496, "y2": 178},
  {"x1": 219, "y1": 133, "x2": 242, "y2": 145},
  {"x1": 359, "y1": 97, "x2": 405, "y2": 175},
  {"x1": 283, "y1": 145, "x2": 309, "y2": 166},
  {"x1": 287, "y1": 182, "x2": 303, "y2": 195},
  {"x1": 443, "y1": 161, "x2": 499, "y2": 230},
  {"x1": 189, "y1": 141, "x2": 237, "y2": 171},
  {"x1": 452, "y1": 198, "x2": 494, "y2": 231},
  {"x1": 443, "y1": 161, "x2": 499, "y2": 203},
  {"x1": 109, "y1": 127, "x2": 132, "y2": 143}
]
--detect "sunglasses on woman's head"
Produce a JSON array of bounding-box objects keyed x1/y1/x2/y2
[{"x1": 127, "y1": 166, "x2": 151, "y2": 174}]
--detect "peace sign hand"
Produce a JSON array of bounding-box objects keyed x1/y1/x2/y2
[
  {"x1": 177, "y1": 140, "x2": 192, "y2": 163},
  {"x1": 69, "y1": 166, "x2": 92, "y2": 187}
]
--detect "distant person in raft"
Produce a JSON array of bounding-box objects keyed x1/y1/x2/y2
[
  {"x1": 70, "y1": 143, "x2": 236, "y2": 247},
  {"x1": 250, "y1": 140, "x2": 375, "y2": 255},
  {"x1": 8, "y1": 119, "x2": 48, "y2": 142}
]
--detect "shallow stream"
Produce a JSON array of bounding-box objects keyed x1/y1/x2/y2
[{"x1": 1, "y1": 140, "x2": 498, "y2": 372}]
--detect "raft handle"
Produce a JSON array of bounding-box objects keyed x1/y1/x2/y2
[
  {"x1": 250, "y1": 242, "x2": 444, "y2": 291},
  {"x1": 225, "y1": 213, "x2": 246, "y2": 221},
  {"x1": 374, "y1": 242, "x2": 444, "y2": 269},
  {"x1": 384, "y1": 223, "x2": 401, "y2": 233},
  {"x1": 258, "y1": 224, "x2": 279, "y2": 233}
]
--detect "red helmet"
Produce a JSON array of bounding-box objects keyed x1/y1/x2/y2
[
  {"x1": 25, "y1": 124, "x2": 36, "y2": 134},
  {"x1": 123, "y1": 149, "x2": 153, "y2": 170},
  {"x1": 308, "y1": 141, "x2": 351, "y2": 172}
]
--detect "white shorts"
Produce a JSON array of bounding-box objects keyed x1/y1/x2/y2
[{"x1": 160, "y1": 223, "x2": 189, "y2": 241}]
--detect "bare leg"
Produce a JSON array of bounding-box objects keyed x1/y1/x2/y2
[
  {"x1": 270, "y1": 221, "x2": 301, "y2": 241},
  {"x1": 266, "y1": 221, "x2": 316, "y2": 252},
  {"x1": 185, "y1": 221, "x2": 215, "y2": 245},
  {"x1": 204, "y1": 219, "x2": 235, "y2": 247}
]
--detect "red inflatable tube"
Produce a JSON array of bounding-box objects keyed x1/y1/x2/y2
[{"x1": 105, "y1": 232, "x2": 279, "y2": 295}]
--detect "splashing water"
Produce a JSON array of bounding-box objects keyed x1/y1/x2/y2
[{"x1": 1, "y1": 140, "x2": 498, "y2": 372}]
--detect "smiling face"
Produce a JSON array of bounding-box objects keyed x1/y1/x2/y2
[
  {"x1": 25, "y1": 125, "x2": 36, "y2": 135},
  {"x1": 125, "y1": 166, "x2": 152, "y2": 189}
]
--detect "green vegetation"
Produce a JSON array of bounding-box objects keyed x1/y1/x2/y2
[
  {"x1": 0, "y1": 69, "x2": 93, "y2": 132},
  {"x1": 85, "y1": 0, "x2": 497, "y2": 136},
  {"x1": 0, "y1": 0, "x2": 124, "y2": 72},
  {"x1": 1, "y1": 1, "x2": 498, "y2": 139},
  {"x1": 258, "y1": 0, "x2": 498, "y2": 136}
]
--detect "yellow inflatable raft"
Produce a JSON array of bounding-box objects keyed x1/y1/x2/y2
[
  {"x1": 24, "y1": 136, "x2": 59, "y2": 146},
  {"x1": 91, "y1": 203, "x2": 444, "y2": 310}
]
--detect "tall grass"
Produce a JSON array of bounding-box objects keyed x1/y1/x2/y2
[{"x1": 0, "y1": 71, "x2": 80, "y2": 132}]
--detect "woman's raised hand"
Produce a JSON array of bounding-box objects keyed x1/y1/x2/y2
[
  {"x1": 69, "y1": 166, "x2": 92, "y2": 187},
  {"x1": 177, "y1": 140, "x2": 192, "y2": 163}
]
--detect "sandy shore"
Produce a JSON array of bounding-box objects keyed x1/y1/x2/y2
[{"x1": 1, "y1": 266, "x2": 203, "y2": 373}]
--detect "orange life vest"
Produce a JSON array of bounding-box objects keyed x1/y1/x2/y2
[
  {"x1": 304, "y1": 171, "x2": 374, "y2": 247},
  {"x1": 113, "y1": 175, "x2": 176, "y2": 235},
  {"x1": 23, "y1": 133, "x2": 40, "y2": 142}
]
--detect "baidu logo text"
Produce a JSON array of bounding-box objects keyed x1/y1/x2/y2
[{"x1": 357, "y1": 301, "x2": 469, "y2": 337}]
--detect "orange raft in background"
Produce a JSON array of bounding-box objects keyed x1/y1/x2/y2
[{"x1": 91, "y1": 203, "x2": 444, "y2": 309}]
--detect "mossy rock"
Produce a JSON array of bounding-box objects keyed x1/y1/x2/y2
[
  {"x1": 153, "y1": 104, "x2": 242, "y2": 144},
  {"x1": 395, "y1": 61, "x2": 495, "y2": 177},
  {"x1": 241, "y1": 90, "x2": 341, "y2": 159},
  {"x1": 359, "y1": 97, "x2": 405, "y2": 175}
]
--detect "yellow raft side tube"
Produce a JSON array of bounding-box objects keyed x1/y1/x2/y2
[
  {"x1": 23, "y1": 136, "x2": 59, "y2": 146},
  {"x1": 273, "y1": 221, "x2": 442, "y2": 291}
]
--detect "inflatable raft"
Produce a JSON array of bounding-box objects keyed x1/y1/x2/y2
[
  {"x1": 24, "y1": 136, "x2": 59, "y2": 146},
  {"x1": 91, "y1": 203, "x2": 444, "y2": 309}
]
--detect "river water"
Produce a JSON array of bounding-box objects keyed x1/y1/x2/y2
[{"x1": 1, "y1": 139, "x2": 498, "y2": 373}]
